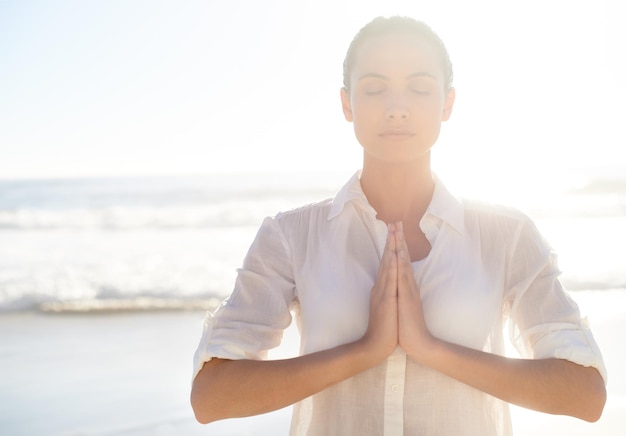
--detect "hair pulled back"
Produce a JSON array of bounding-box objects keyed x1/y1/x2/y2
[{"x1": 342, "y1": 16, "x2": 454, "y2": 92}]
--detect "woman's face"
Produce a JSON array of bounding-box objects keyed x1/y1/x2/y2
[{"x1": 341, "y1": 33, "x2": 455, "y2": 165}]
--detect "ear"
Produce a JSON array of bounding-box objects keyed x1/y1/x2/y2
[
  {"x1": 340, "y1": 87, "x2": 353, "y2": 122},
  {"x1": 442, "y1": 87, "x2": 456, "y2": 121}
]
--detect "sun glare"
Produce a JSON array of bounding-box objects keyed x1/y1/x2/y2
[{"x1": 0, "y1": 1, "x2": 623, "y2": 184}]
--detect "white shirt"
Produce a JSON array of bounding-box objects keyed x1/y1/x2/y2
[{"x1": 193, "y1": 172, "x2": 606, "y2": 435}]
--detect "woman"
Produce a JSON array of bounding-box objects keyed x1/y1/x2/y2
[{"x1": 191, "y1": 16, "x2": 606, "y2": 435}]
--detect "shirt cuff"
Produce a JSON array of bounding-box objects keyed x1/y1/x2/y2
[
  {"x1": 191, "y1": 311, "x2": 256, "y2": 383},
  {"x1": 524, "y1": 317, "x2": 607, "y2": 384}
]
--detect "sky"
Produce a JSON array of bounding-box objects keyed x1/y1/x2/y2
[{"x1": 0, "y1": 0, "x2": 624, "y2": 197}]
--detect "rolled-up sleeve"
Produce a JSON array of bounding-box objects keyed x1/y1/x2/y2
[
  {"x1": 504, "y1": 216, "x2": 607, "y2": 384},
  {"x1": 192, "y1": 215, "x2": 297, "y2": 381}
]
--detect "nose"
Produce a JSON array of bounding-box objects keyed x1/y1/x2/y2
[{"x1": 385, "y1": 96, "x2": 409, "y2": 120}]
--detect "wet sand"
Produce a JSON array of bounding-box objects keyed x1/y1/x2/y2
[{"x1": 0, "y1": 290, "x2": 623, "y2": 435}]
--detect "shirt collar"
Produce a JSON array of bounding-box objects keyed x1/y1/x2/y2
[
  {"x1": 328, "y1": 170, "x2": 369, "y2": 220},
  {"x1": 328, "y1": 170, "x2": 464, "y2": 236},
  {"x1": 423, "y1": 176, "x2": 465, "y2": 236}
]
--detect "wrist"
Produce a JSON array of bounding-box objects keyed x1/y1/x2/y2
[
  {"x1": 351, "y1": 336, "x2": 392, "y2": 369},
  {"x1": 405, "y1": 334, "x2": 443, "y2": 367}
]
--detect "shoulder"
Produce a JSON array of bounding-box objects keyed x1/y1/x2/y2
[
  {"x1": 432, "y1": 177, "x2": 534, "y2": 237},
  {"x1": 463, "y1": 196, "x2": 532, "y2": 225},
  {"x1": 274, "y1": 197, "x2": 334, "y2": 225},
  {"x1": 245, "y1": 199, "x2": 335, "y2": 265},
  {"x1": 461, "y1": 197, "x2": 541, "y2": 246},
  {"x1": 252, "y1": 198, "x2": 333, "y2": 257},
  {"x1": 255, "y1": 198, "x2": 333, "y2": 241}
]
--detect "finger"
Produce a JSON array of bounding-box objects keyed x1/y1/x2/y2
[
  {"x1": 387, "y1": 223, "x2": 397, "y2": 254},
  {"x1": 384, "y1": 225, "x2": 398, "y2": 291},
  {"x1": 374, "y1": 228, "x2": 395, "y2": 291},
  {"x1": 375, "y1": 234, "x2": 390, "y2": 284},
  {"x1": 393, "y1": 223, "x2": 416, "y2": 289},
  {"x1": 393, "y1": 222, "x2": 409, "y2": 264}
]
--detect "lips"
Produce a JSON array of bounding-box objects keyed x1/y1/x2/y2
[{"x1": 379, "y1": 130, "x2": 415, "y2": 139}]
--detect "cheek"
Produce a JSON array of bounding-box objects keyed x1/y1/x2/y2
[
  {"x1": 414, "y1": 99, "x2": 446, "y2": 124},
  {"x1": 350, "y1": 112, "x2": 376, "y2": 138},
  {"x1": 351, "y1": 103, "x2": 382, "y2": 128},
  {"x1": 415, "y1": 93, "x2": 444, "y2": 110}
]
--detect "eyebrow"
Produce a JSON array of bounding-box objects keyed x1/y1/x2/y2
[{"x1": 357, "y1": 72, "x2": 437, "y2": 82}]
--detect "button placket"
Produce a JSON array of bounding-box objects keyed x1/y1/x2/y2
[{"x1": 383, "y1": 347, "x2": 406, "y2": 436}]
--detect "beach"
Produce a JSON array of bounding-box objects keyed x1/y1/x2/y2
[
  {"x1": 0, "y1": 289, "x2": 624, "y2": 435},
  {"x1": 0, "y1": 309, "x2": 297, "y2": 436},
  {"x1": 1, "y1": 172, "x2": 625, "y2": 434},
  {"x1": 2, "y1": 1, "x2": 625, "y2": 432}
]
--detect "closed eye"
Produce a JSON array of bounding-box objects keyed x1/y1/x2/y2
[
  {"x1": 409, "y1": 83, "x2": 433, "y2": 95},
  {"x1": 365, "y1": 88, "x2": 386, "y2": 96},
  {"x1": 408, "y1": 76, "x2": 435, "y2": 95},
  {"x1": 363, "y1": 83, "x2": 387, "y2": 95}
]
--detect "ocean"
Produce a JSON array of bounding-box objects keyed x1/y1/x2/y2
[
  {"x1": 1, "y1": 169, "x2": 626, "y2": 436},
  {"x1": 1, "y1": 169, "x2": 625, "y2": 314}
]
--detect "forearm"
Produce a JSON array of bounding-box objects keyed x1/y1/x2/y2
[
  {"x1": 390, "y1": 224, "x2": 606, "y2": 422},
  {"x1": 192, "y1": 227, "x2": 402, "y2": 425},
  {"x1": 422, "y1": 340, "x2": 606, "y2": 422},
  {"x1": 191, "y1": 340, "x2": 377, "y2": 424}
]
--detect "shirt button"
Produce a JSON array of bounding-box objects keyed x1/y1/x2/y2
[{"x1": 391, "y1": 384, "x2": 400, "y2": 392}]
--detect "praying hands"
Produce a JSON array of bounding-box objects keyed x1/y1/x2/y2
[{"x1": 362, "y1": 222, "x2": 436, "y2": 366}]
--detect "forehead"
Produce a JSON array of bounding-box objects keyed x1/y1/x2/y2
[{"x1": 351, "y1": 33, "x2": 443, "y2": 80}]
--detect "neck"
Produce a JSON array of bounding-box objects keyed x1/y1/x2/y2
[{"x1": 360, "y1": 154, "x2": 435, "y2": 224}]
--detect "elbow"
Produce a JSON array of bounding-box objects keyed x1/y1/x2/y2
[
  {"x1": 190, "y1": 362, "x2": 226, "y2": 425},
  {"x1": 190, "y1": 383, "x2": 221, "y2": 424},
  {"x1": 577, "y1": 367, "x2": 607, "y2": 423},
  {"x1": 192, "y1": 407, "x2": 215, "y2": 425},
  {"x1": 190, "y1": 386, "x2": 211, "y2": 424},
  {"x1": 581, "y1": 382, "x2": 607, "y2": 423},
  {"x1": 192, "y1": 406, "x2": 212, "y2": 425},
  {"x1": 550, "y1": 363, "x2": 607, "y2": 423}
]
